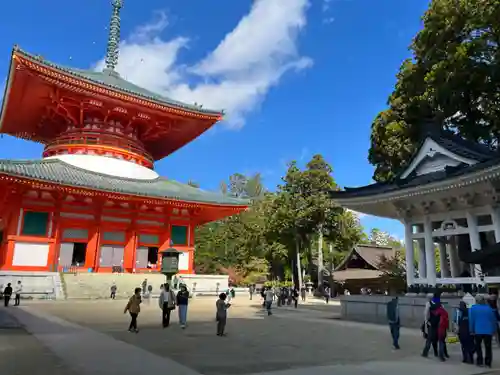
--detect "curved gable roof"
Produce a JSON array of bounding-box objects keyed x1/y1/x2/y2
[{"x1": 334, "y1": 244, "x2": 394, "y2": 271}]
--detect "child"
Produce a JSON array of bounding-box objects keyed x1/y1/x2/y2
[
  {"x1": 124, "y1": 287, "x2": 142, "y2": 333},
  {"x1": 216, "y1": 293, "x2": 231, "y2": 336}
]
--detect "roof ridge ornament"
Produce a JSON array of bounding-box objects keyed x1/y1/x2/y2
[{"x1": 104, "y1": 0, "x2": 123, "y2": 73}]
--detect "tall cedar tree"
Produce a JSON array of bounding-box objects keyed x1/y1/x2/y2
[{"x1": 369, "y1": 0, "x2": 500, "y2": 182}]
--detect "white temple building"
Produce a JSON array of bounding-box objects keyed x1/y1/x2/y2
[{"x1": 331, "y1": 129, "x2": 500, "y2": 287}]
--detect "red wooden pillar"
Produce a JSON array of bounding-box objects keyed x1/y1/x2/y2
[
  {"x1": 158, "y1": 210, "x2": 172, "y2": 272},
  {"x1": 3, "y1": 202, "x2": 21, "y2": 270},
  {"x1": 48, "y1": 209, "x2": 61, "y2": 272},
  {"x1": 123, "y1": 230, "x2": 137, "y2": 272},
  {"x1": 85, "y1": 204, "x2": 102, "y2": 271}
]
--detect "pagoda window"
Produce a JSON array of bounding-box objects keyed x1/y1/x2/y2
[
  {"x1": 21, "y1": 211, "x2": 50, "y2": 237},
  {"x1": 102, "y1": 231, "x2": 126, "y2": 243},
  {"x1": 139, "y1": 234, "x2": 159, "y2": 244},
  {"x1": 62, "y1": 228, "x2": 89, "y2": 240},
  {"x1": 171, "y1": 225, "x2": 188, "y2": 245}
]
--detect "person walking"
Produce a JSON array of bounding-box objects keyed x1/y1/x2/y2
[
  {"x1": 292, "y1": 287, "x2": 299, "y2": 308},
  {"x1": 110, "y1": 283, "x2": 117, "y2": 300},
  {"x1": 124, "y1": 287, "x2": 142, "y2": 333},
  {"x1": 249, "y1": 284, "x2": 255, "y2": 300},
  {"x1": 300, "y1": 286, "x2": 306, "y2": 302},
  {"x1": 435, "y1": 303, "x2": 450, "y2": 361},
  {"x1": 14, "y1": 280, "x2": 22, "y2": 306},
  {"x1": 159, "y1": 283, "x2": 176, "y2": 328},
  {"x1": 3, "y1": 283, "x2": 12, "y2": 307},
  {"x1": 176, "y1": 284, "x2": 189, "y2": 328},
  {"x1": 455, "y1": 301, "x2": 474, "y2": 364},
  {"x1": 386, "y1": 296, "x2": 400, "y2": 349},
  {"x1": 216, "y1": 293, "x2": 231, "y2": 336},
  {"x1": 470, "y1": 294, "x2": 497, "y2": 368},
  {"x1": 324, "y1": 286, "x2": 330, "y2": 304},
  {"x1": 264, "y1": 287, "x2": 274, "y2": 316}
]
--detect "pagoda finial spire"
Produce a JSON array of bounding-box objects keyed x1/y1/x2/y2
[{"x1": 104, "y1": 0, "x2": 123, "y2": 71}]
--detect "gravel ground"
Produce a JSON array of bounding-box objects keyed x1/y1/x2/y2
[{"x1": 31, "y1": 299, "x2": 428, "y2": 375}]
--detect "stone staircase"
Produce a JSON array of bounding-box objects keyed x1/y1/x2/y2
[{"x1": 61, "y1": 272, "x2": 167, "y2": 299}]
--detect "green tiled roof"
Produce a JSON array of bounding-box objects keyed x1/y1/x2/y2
[
  {"x1": 0, "y1": 159, "x2": 247, "y2": 206},
  {"x1": 15, "y1": 48, "x2": 222, "y2": 117}
]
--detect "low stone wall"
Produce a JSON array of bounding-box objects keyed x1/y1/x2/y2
[
  {"x1": 0, "y1": 271, "x2": 63, "y2": 299},
  {"x1": 340, "y1": 295, "x2": 462, "y2": 328}
]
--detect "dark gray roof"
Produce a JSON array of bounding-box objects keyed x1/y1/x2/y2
[
  {"x1": 14, "y1": 47, "x2": 222, "y2": 117},
  {"x1": 0, "y1": 159, "x2": 247, "y2": 206},
  {"x1": 334, "y1": 244, "x2": 394, "y2": 271},
  {"x1": 332, "y1": 132, "x2": 500, "y2": 199}
]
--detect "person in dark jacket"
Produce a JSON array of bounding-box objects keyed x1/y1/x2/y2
[
  {"x1": 386, "y1": 297, "x2": 400, "y2": 349},
  {"x1": 470, "y1": 294, "x2": 497, "y2": 367},
  {"x1": 422, "y1": 300, "x2": 442, "y2": 358},
  {"x1": 3, "y1": 283, "x2": 12, "y2": 307},
  {"x1": 176, "y1": 284, "x2": 189, "y2": 328},
  {"x1": 455, "y1": 301, "x2": 474, "y2": 364}
]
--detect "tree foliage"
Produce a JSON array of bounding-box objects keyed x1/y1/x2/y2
[
  {"x1": 369, "y1": 0, "x2": 500, "y2": 182},
  {"x1": 194, "y1": 156, "x2": 364, "y2": 286}
]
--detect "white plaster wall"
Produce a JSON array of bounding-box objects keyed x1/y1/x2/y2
[
  {"x1": 12, "y1": 242, "x2": 49, "y2": 267},
  {"x1": 178, "y1": 251, "x2": 190, "y2": 271},
  {"x1": 45, "y1": 155, "x2": 159, "y2": 180}
]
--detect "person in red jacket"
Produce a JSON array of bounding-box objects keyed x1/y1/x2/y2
[{"x1": 435, "y1": 304, "x2": 449, "y2": 361}]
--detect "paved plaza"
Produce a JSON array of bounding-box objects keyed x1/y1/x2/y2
[{"x1": 1, "y1": 297, "x2": 500, "y2": 375}]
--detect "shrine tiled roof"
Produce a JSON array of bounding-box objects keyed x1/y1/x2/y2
[
  {"x1": 0, "y1": 159, "x2": 247, "y2": 206},
  {"x1": 334, "y1": 244, "x2": 394, "y2": 271},
  {"x1": 14, "y1": 48, "x2": 222, "y2": 117},
  {"x1": 332, "y1": 131, "x2": 500, "y2": 200}
]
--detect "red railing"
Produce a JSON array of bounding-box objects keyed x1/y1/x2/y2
[{"x1": 44, "y1": 132, "x2": 154, "y2": 164}]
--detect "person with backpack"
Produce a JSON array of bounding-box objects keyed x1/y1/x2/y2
[
  {"x1": 470, "y1": 294, "x2": 497, "y2": 368},
  {"x1": 386, "y1": 296, "x2": 400, "y2": 349},
  {"x1": 455, "y1": 301, "x2": 474, "y2": 364}
]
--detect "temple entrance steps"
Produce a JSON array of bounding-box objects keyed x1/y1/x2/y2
[
  {"x1": 61, "y1": 272, "x2": 166, "y2": 299},
  {"x1": 61, "y1": 273, "x2": 230, "y2": 299},
  {"x1": 0, "y1": 271, "x2": 64, "y2": 300}
]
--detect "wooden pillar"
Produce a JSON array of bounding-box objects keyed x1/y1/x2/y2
[
  {"x1": 416, "y1": 238, "x2": 427, "y2": 279},
  {"x1": 123, "y1": 230, "x2": 137, "y2": 272},
  {"x1": 466, "y1": 211, "x2": 482, "y2": 277},
  {"x1": 438, "y1": 241, "x2": 450, "y2": 278},
  {"x1": 48, "y1": 209, "x2": 61, "y2": 272},
  {"x1": 424, "y1": 216, "x2": 436, "y2": 286},
  {"x1": 404, "y1": 221, "x2": 415, "y2": 286},
  {"x1": 3, "y1": 204, "x2": 22, "y2": 270},
  {"x1": 489, "y1": 205, "x2": 500, "y2": 242},
  {"x1": 85, "y1": 204, "x2": 102, "y2": 271},
  {"x1": 447, "y1": 236, "x2": 460, "y2": 278}
]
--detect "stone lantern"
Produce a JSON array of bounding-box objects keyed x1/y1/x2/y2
[{"x1": 160, "y1": 248, "x2": 181, "y2": 284}]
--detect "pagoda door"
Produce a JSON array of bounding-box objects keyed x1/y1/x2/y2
[
  {"x1": 135, "y1": 247, "x2": 148, "y2": 268},
  {"x1": 59, "y1": 243, "x2": 74, "y2": 268},
  {"x1": 111, "y1": 246, "x2": 124, "y2": 267},
  {"x1": 99, "y1": 246, "x2": 114, "y2": 267}
]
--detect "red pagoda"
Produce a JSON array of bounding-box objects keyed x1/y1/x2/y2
[{"x1": 0, "y1": 0, "x2": 247, "y2": 274}]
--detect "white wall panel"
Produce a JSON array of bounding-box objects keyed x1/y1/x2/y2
[{"x1": 12, "y1": 242, "x2": 49, "y2": 267}]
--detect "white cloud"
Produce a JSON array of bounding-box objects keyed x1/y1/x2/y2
[{"x1": 95, "y1": 0, "x2": 312, "y2": 128}]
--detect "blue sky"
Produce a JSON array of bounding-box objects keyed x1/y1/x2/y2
[{"x1": 0, "y1": 0, "x2": 431, "y2": 240}]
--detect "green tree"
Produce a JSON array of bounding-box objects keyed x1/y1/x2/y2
[
  {"x1": 369, "y1": 0, "x2": 500, "y2": 182},
  {"x1": 187, "y1": 180, "x2": 200, "y2": 188}
]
